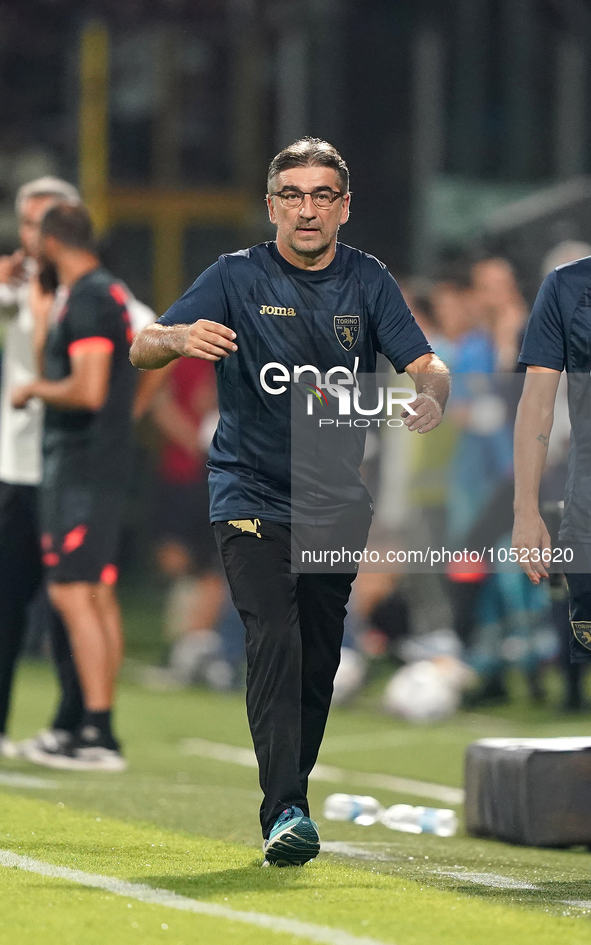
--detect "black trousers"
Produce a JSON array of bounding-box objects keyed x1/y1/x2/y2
[
  {"x1": 0, "y1": 480, "x2": 83, "y2": 735},
  {"x1": 214, "y1": 506, "x2": 372, "y2": 839}
]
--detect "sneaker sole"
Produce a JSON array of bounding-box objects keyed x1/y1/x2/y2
[
  {"x1": 264, "y1": 819, "x2": 320, "y2": 867},
  {"x1": 24, "y1": 748, "x2": 127, "y2": 772},
  {"x1": 0, "y1": 741, "x2": 19, "y2": 759}
]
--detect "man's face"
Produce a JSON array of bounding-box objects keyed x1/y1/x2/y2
[
  {"x1": 472, "y1": 258, "x2": 517, "y2": 312},
  {"x1": 267, "y1": 166, "x2": 350, "y2": 261},
  {"x1": 18, "y1": 195, "x2": 57, "y2": 258},
  {"x1": 431, "y1": 283, "x2": 475, "y2": 340}
]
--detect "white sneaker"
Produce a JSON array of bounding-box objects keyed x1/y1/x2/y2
[
  {"x1": 168, "y1": 629, "x2": 222, "y2": 685},
  {"x1": 204, "y1": 658, "x2": 234, "y2": 691},
  {"x1": 30, "y1": 745, "x2": 127, "y2": 772},
  {"x1": 23, "y1": 728, "x2": 127, "y2": 772},
  {"x1": 67, "y1": 745, "x2": 128, "y2": 772},
  {"x1": 0, "y1": 735, "x2": 18, "y2": 759}
]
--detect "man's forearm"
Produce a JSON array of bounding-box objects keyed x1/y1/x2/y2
[
  {"x1": 512, "y1": 369, "x2": 560, "y2": 583},
  {"x1": 408, "y1": 355, "x2": 451, "y2": 413},
  {"x1": 131, "y1": 319, "x2": 237, "y2": 367},
  {"x1": 129, "y1": 324, "x2": 186, "y2": 369},
  {"x1": 513, "y1": 372, "x2": 559, "y2": 514},
  {"x1": 514, "y1": 397, "x2": 554, "y2": 515},
  {"x1": 26, "y1": 376, "x2": 96, "y2": 411}
]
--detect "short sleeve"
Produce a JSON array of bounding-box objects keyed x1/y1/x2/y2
[
  {"x1": 158, "y1": 261, "x2": 229, "y2": 326},
  {"x1": 66, "y1": 291, "x2": 115, "y2": 357},
  {"x1": 371, "y1": 268, "x2": 432, "y2": 372},
  {"x1": 519, "y1": 271, "x2": 566, "y2": 371}
]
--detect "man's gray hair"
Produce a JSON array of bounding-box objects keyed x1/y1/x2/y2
[
  {"x1": 15, "y1": 176, "x2": 80, "y2": 215},
  {"x1": 267, "y1": 138, "x2": 349, "y2": 195}
]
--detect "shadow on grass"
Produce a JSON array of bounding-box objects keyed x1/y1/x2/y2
[
  {"x1": 132, "y1": 863, "x2": 369, "y2": 898},
  {"x1": 6, "y1": 841, "x2": 343, "y2": 896}
]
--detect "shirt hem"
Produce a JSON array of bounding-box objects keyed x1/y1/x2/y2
[
  {"x1": 517, "y1": 356, "x2": 564, "y2": 371},
  {"x1": 210, "y1": 512, "x2": 291, "y2": 524},
  {"x1": 393, "y1": 342, "x2": 434, "y2": 373}
]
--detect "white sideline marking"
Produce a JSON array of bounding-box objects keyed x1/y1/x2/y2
[
  {"x1": 0, "y1": 849, "x2": 392, "y2": 945},
  {"x1": 316, "y1": 768, "x2": 464, "y2": 806},
  {"x1": 439, "y1": 870, "x2": 537, "y2": 890},
  {"x1": 43, "y1": 780, "x2": 260, "y2": 800},
  {"x1": 319, "y1": 732, "x2": 417, "y2": 753},
  {"x1": 180, "y1": 738, "x2": 464, "y2": 806},
  {"x1": 321, "y1": 842, "x2": 397, "y2": 862},
  {"x1": 323, "y1": 853, "x2": 591, "y2": 914},
  {"x1": 439, "y1": 870, "x2": 591, "y2": 911},
  {"x1": 0, "y1": 772, "x2": 57, "y2": 789},
  {"x1": 181, "y1": 738, "x2": 259, "y2": 768}
]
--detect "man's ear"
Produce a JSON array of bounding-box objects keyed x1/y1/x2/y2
[
  {"x1": 266, "y1": 195, "x2": 277, "y2": 225},
  {"x1": 339, "y1": 193, "x2": 351, "y2": 225}
]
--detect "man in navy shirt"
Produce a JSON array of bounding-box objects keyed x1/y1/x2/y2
[
  {"x1": 131, "y1": 138, "x2": 450, "y2": 866},
  {"x1": 514, "y1": 256, "x2": 591, "y2": 665}
]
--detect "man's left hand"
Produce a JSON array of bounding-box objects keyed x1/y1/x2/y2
[
  {"x1": 401, "y1": 393, "x2": 442, "y2": 433},
  {"x1": 12, "y1": 384, "x2": 34, "y2": 409}
]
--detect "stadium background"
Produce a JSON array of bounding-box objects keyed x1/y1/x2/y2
[
  {"x1": 4, "y1": 0, "x2": 591, "y2": 304},
  {"x1": 3, "y1": 4, "x2": 591, "y2": 943}
]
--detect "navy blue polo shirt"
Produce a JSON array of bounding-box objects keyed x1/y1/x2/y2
[
  {"x1": 520, "y1": 256, "x2": 591, "y2": 541},
  {"x1": 158, "y1": 241, "x2": 431, "y2": 522}
]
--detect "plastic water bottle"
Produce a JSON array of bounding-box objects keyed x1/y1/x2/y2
[
  {"x1": 381, "y1": 804, "x2": 457, "y2": 837},
  {"x1": 323, "y1": 793, "x2": 384, "y2": 826}
]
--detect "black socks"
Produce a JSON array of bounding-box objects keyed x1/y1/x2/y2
[{"x1": 81, "y1": 709, "x2": 113, "y2": 740}]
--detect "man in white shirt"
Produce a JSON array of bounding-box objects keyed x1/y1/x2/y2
[{"x1": 0, "y1": 177, "x2": 84, "y2": 758}]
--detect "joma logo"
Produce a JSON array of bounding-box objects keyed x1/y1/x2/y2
[{"x1": 260, "y1": 305, "x2": 296, "y2": 317}]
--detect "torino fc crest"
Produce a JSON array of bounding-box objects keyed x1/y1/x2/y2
[
  {"x1": 572, "y1": 620, "x2": 591, "y2": 650},
  {"x1": 334, "y1": 314, "x2": 360, "y2": 350}
]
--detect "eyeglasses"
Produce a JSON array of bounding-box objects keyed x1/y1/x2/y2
[{"x1": 268, "y1": 188, "x2": 345, "y2": 209}]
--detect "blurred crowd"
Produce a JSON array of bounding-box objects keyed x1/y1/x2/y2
[{"x1": 360, "y1": 244, "x2": 586, "y2": 717}]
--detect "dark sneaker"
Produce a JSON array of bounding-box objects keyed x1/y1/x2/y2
[
  {"x1": 262, "y1": 806, "x2": 320, "y2": 867},
  {"x1": 25, "y1": 725, "x2": 127, "y2": 772},
  {"x1": 20, "y1": 728, "x2": 74, "y2": 765}
]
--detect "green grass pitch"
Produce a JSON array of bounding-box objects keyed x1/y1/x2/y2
[{"x1": 2, "y1": 659, "x2": 591, "y2": 945}]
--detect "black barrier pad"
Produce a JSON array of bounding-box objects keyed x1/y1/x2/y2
[{"x1": 465, "y1": 737, "x2": 591, "y2": 846}]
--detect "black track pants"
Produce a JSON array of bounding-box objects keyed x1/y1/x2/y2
[
  {"x1": 214, "y1": 508, "x2": 371, "y2": 838},
  {"x1": 0, "y1": 482, "x2": 42, "y2": 734},
  {"x1": 0, "y1": 481, "x2": 83, "y2": 735}
]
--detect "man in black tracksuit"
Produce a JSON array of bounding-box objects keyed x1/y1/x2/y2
[{"x1": 131, "y1": 138, "x2": 450, "y2": 865}]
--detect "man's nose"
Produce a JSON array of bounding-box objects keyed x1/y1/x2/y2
[{"x1": 298, "y1": 194, "x2": 317, "y2": 218}]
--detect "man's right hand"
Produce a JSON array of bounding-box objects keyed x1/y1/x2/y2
[
  {"x1": 176, "y1": 319, "x2": 237, "y2": 361},
  {"x1": 130, "y1": 320, "x2": 238, "y2": 370},
  {"x1": 0, "y1": 250, "x2": 25, "y2": 285},
  {"x1": 512, "y1": 510, "x2": 552, "y2": 585}
]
